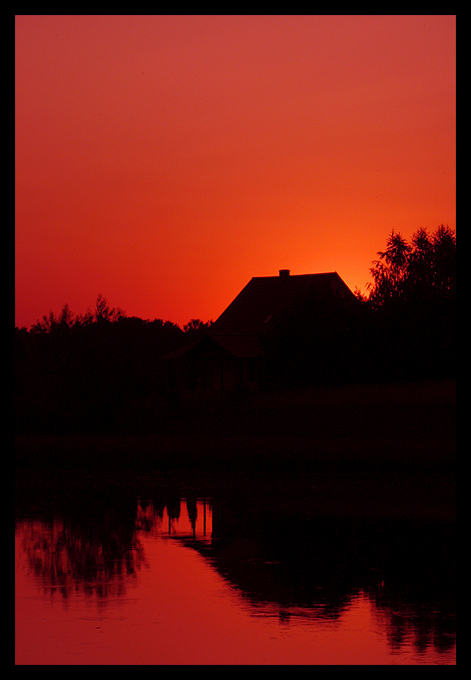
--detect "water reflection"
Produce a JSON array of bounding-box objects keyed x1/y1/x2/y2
[
  {"x1": 19, "y1": 518, "x2": 144, "y2": 601},
  {"x1": 17, "y1": 489, "x2": 144, "y2": 602},
  {"x1": 195, "y1": 498, "x2": 454, "y2": 655},
  {"x1": 136, "y1": 495, "x2": 211, "y2": 540},
  {"x1": 15, "y1": 475, "x2": 455, "y2": 664}
]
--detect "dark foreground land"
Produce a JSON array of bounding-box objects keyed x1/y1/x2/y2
[
  {"x1": 16, "y1": 379, "x2": 455, "y2": 520},
  {"x1": 15, "y1": 379, "x2": 456, "y2": 471}
]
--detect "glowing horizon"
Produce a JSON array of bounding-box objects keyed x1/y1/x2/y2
[{"x1": 15, "y1": 15, "x2": 456, "y2": 329}]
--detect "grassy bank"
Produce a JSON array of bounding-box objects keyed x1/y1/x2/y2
[{"x1": 15, "y1": 379, "x2": 455, "y2": 476}]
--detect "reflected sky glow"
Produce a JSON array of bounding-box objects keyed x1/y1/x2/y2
[{"x1": 15, "y1": 498, "x2": 455, "y2": 665}]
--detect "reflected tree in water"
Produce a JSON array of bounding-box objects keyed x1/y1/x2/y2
[
  {"x1": 16, "y1": 482, "x2": 455, "y2": 658},
  {"x1": 19, "y1": 516, "x2": 144, "y2": 599}
]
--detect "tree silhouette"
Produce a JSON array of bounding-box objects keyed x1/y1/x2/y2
[
  {"x1": 183, "y1": 318, "x2": 213, "y2": 338},
  {"x1": 365, "y1": 225, "x2": 456, "y2": 381},
  {"x1": 15, "y1": 295, "x2": 189, "y2": 434},
  {"x1": 93, "y1": 293, "x2": 126, "y2": 324},
  {"x1": 367, "y1": 230, "x2": 411, "y2": 308},
  {"x1": 15, "y1": 225, "x2": 455, "y2": 436},
  {"x1": 262, "y1": 225, "x2": 456, "y2": 387},
  {"x1": 367, "y1": 225, "x2": 456, "y2": 310}
]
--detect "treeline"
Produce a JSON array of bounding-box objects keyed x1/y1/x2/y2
[
  {"x1": 263, "y1": 224, "x2": 456, "y2": 388},
  {"x1": 15, "y1": 296, "x2": 212, "y2": 434},
  {"x1": 364, "y1": 224, "x2": 455, "y2": 381},
  {"x1": 15, "y1": 225, "x2": 455, "y2": 435}
]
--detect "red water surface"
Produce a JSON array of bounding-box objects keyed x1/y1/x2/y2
[{"x1": 15, "y1": 500, "x2": 455, "y2": 665}]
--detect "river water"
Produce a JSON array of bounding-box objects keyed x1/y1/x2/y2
[{"x1": 15, "y1": 472, "x2": 455, "y2": 665}]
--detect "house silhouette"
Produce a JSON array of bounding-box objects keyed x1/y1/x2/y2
[{"x1": 164, "y1": 270, "x2": 357, "y2": 393}]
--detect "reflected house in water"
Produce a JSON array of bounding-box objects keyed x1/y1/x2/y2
[
  {"x1": 16, "y1": 487, "x2": 456, "y2": 659},
  {"x1": 162, "y1": 269, "x2": 358, "y2": 393}
]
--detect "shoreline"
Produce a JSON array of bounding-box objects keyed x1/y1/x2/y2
[{"x1": 15, "y1": 379, "x2": 456, "y2": 472}]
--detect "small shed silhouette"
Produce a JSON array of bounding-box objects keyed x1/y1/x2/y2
[{"x1": 163, "y1": 270, "x2": 357, "y2": 393}]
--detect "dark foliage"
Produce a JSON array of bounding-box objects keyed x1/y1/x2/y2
[
  {"x1": 262, "y1": 225, "x2": 455, "y2": 387},
  {"x1": 15, "y1": 295, "x2": 208, "y2": 434},
  {"x1": 15, "y1": 226, "x2": 455, "y2": 434},
  {"x1": 364, "y1": 225, "x2": 455, "y2": 381}
]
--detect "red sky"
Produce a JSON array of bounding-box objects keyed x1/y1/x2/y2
[{"x1": 15, "y1": 15, "x2": 456, "y2": 329}]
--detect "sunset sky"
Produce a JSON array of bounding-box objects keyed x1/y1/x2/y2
[{"x1": 15, "y1": 15, "x2": 456, "y2": 329}]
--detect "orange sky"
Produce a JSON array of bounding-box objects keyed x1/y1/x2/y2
[{"x1": 15, "y1": 15, "x2": 456, "y2": 329}]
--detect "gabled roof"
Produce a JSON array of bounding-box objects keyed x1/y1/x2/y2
[
  {"x1": 209, "y1": 270, "x2": 357, "y2": 338},
  {"x1": 161, "y1": 270, "x2": 357, "y2": 361}
]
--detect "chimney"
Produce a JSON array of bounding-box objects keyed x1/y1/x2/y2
[{"x1": 279, "y1": 269, "x2": 290, "y2": 278}]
